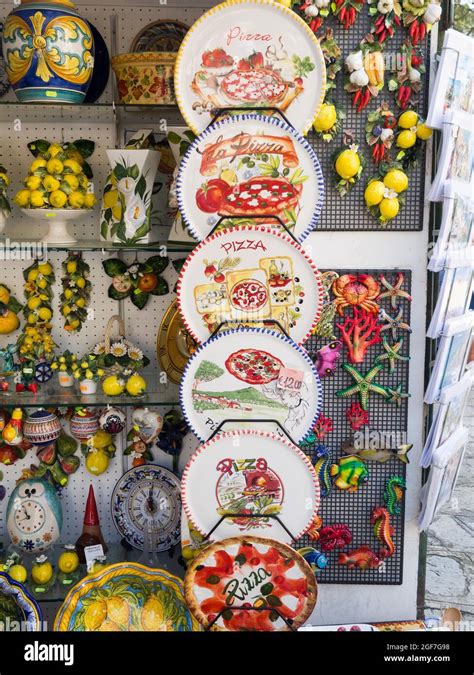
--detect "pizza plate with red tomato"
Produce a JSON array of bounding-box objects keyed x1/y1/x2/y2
[
  {"x1": 181, "y1": 430, "x2": 320, "y2": 544},
  {"x1": 179, "y1": 326, "x2": 323, "y2": 443},
  {"x1": 176, "y1": 225, "x2": 324, "y2": 345},
  {"x1": 174, "y1": 0, "x2": 326, "y2": 135},
  {"x1": 176, "y1": 114, "x2": 324, "y2": 242},
  {"x1": 184, "y1": 535, "x2": 317, "y2": 631}
]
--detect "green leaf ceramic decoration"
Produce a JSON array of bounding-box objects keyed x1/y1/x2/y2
[
  {"x1": 179, "y1": 327, "x2": 323, "y2": 442},
  {"x1": 6, "y1": 478, "x2": 63, "y2": 553},
  {"x1": 174, "y1": 0, "x2": 326, "y2": 135},
  {"x1": 102, "y1": 256, "x2": 169, "y2": 310},
  {"x1": 181, "y1": 430, "x2": 320, "y2": 543},
  {"x1": 176, "y1": 225, "x2": 324, "y2": 344},
  {"x1": 176, "y1": 115, "x2": 324, "y2": 243}
]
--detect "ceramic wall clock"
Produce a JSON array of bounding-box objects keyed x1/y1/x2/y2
[
  {"x1": 54, "y1": 562, "x2": 199, "y2": 632},
  {"x1": 157, "y1": 299, "x2": 198, "y2": 385},
  {"x1": 177, "y1": 225, "x2": 324, "y2": 344},
  {"x1": 6, "y1": 478, "x2": 63, "y2": 553},
  {"x1": 184, "y1": 535, "x2": 317, "y2": 631},
  {"x1": 180, "y1": 327, "x2": 323, "y2": 442},
  {"x1": 174, "y1": 0, "x2": 326, "y2": 135},
  {"x1": 176, "y1": 115, "x2": 324, "y2": 242},
  {"x1": 111, "y1": 465, "x2": 181, "y2": 552},
  {"x1": 182, "y1": 430, "x2": 320, "y2": 543},
  {"x1": 0, "y1": 572, "x2": 43, "y2": 631}
]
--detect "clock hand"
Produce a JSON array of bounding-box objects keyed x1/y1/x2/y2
[{"x1": 22, "y1": 506, "x2": 31, "y2": 520}]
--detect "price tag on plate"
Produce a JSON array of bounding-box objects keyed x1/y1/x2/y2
[{"x1": 276, "y1": 367, "x2": 305, "y2": 392}]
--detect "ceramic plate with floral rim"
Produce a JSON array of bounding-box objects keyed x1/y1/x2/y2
[
  {"x1": 176, "y1": 225, "x2": 324, "y2": 344},
  {"x1": 184, "y1": 535, "x2": 317, "y2": 631},
  {"x1": 174, "y1": 0, "x2": 326, "y2": 135},
  {"x1": 0, "y1": 572, "x2": 43, "y2": 631},
  {"x1": 181, "y1": 430, "x2": 320, "y2": 543},
  {"x1": 176, "y1": 115, "x2": 324, "y2": 242},
  {"x1": 179, "y1": 327, "x2": 323, "y2": 443},
  {"x1": 54, "y1": 563, "x2": 200, "y2": 632}
]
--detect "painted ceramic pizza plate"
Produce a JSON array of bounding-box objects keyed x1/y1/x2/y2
[
  {"x1": 176, "y1": 225, "x2": 324, "y2": 344},
  {"x1": 176, "y1": 115, "x2": 324, "y2": 242},
  {"x1": 174, "y1": 0, "x2": 326, "y2": 135},
  {"x1": 184, "y1": 535, "x2": 317, "y2": 631},
  {"x1": 182, "y1": 430, "x2": 320, "y2": 543},
  {"x1": 54, "y1": 563, "x2": 199, "y2": 632},
  {"x1": 179, "y1": 327, "x2": 323, "y2": 443},
  {"x1": 0, "y1": 572, "x2": 42, "y2": 631},
  {"x1": 111, "y1": 465, "x2": 181, "y2": 552}
]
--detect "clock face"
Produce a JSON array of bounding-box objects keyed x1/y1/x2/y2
[
  {"x1": 111, "y1": 466, "x2": 181, "y2": 552},
  {"x1": 14, "y1": 500, "x2": 46, "y2": 534}
]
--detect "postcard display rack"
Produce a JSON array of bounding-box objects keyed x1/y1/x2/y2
[{"x1": 0, "y1": 0, "x2": 436, "y2": 626}]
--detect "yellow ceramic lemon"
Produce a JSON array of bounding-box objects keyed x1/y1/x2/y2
[
  {"x1": 416, "y1": 124, "x2": 432, "y2": 140},
  {"x1": 91, "y1": 430, "x2": 112, "y2": 450},
  {"x1": 43, "y1": 175, "x2": 60, "y2": 192},
  {"x1": 86, "y1": 449, "x2": 110, "y2": 476},
  {"x1": 364, "y1": 180, "x2": 385, "y2": 206},
  {"x1": 106, "y1": 597, "x2": 130, "y2": 626},
  {"x1": 68, "y1": 191, "x2": 85, "y2": 208},
  {"x1": 379, "y1": 198, "x2": 400, "y2": 220},
  {"x1": 313, "y1": 103, "x2": 337, "y2": 133},
  {"x1": 58, "y1": 548, "x2": 79, "y2": 574},
  {"x1": 335, "y1": 149, "x2": 361, "y2": 180},
  {"x1": 398, "y1": 111, "x2": 418, "y2": 129},
  {"x1": 383, "y1": 169, "x2": 408, "y2": 193},
  {"x1": 8, "y1": 564, "x2": 27, "y2": 583},
  {"x1": 26, "y1": 175, "x2": 42, "y2": 190},
  {"x1": 140, "y1": 596, "x2": 164, "y2": 631},
  {"x1": 83, "y1": 194, "x2": 97, "y2": 209},
  {"x1": 83, "y1": 599, "x2": 107, "y2": 630},
  {"x1": 31, "y1": 558, "x2": 53, "y2": 585},
  {"x1": 0, "y1": 310, "x2": 20, "y2": 334},
  {"x1": 50, "y1": 190, "x2": 68, "y2": 208},
  {"x1": 30, "y1": 190, "x2": 45, "y2": 207},
  {"x1": 14, "y1": 189, "x2": 31, "y2": 207},
  {"x1": 62, "y1": 174, "x2": 79, "y2": 191},
  {"x1": 63, "y1": 159, "x2": 82, "y2": 175},
  {"x1": 38, "y1": 307, "x2": 52, "y2": 321},
  {"x1": 396, "y1": 130, "x2": 417, "y2": 149},
  {"x1": 88, "y1": 560, "x2": 107, "y2": 575},
  {"x1": 76, "y1": 277, "x2": 86, "y2": 289},
  {"x1": 46, "y1": 158, "x2": 64, "y2": 175},
  {"x1": 38, "y1": 262, "x2": 52, "y2": 276},
  {"x1": 30, "y1": 158, "x2": 47, "y2": 173},
  {"x1": 102, "y1": 376, "x2": 126, "y2": 396},
  {"x1": 0, "y1": 285, "x2": 10, "y2": 304},
  {"x1": 27, "y1": 296, "x2": 41, "y2": 310},
  {"x1": 126, "y1": 374, "x2": 147, "y2": 397},
  {"x1": 48, "y1": 143, "x2": 63, "y2": 158}
]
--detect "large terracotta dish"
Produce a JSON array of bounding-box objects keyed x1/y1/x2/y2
[
  {"x1": 54, "y1": 562, "x2": 199, "y2": 632},
  {"x1": 184, "y1": 535, "x2": 317, "y2": 631},
  {"x1": 174, "y1": 0, "x2": 326, "y2": 135}
]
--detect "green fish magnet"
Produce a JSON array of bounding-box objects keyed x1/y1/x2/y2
[{"x1": 330, "y1": 455, "x2": 369, "y2": 492}]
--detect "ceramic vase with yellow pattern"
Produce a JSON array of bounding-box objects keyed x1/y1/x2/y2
[{"x1": 2, "y1": 0, "x2": 94, "y2": 104}]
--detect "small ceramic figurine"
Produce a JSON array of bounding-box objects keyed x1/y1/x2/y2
[
  {"x1": 384, "y1": 475, "x2": 406, "y2": 515},
  {"x1": 319, "y1": 524, "x2": 353, "y2": 552},
  {"x1": 338, "y1": 546, "x2": 382, "y2": 570},
  {"x1": 99, "y1": 407, "x2": 126, "y2": 435},
  {"x1": 75, "y1": 485, "x2": 107, "y2": 563},
  {"x1": 31, "y1": 554, "x2": 54, "y2": 591},
  {"x1": 57, "y1": 544, "x2": 80, "y2": 586},
  {"x1": 2, "y1": 408, "x2": 24, "y2": 446},
  {"x1": 343, "y1": 440, "x2": 412, "y2": 464},
  {"x1": 331, "y1": 455, "x2": 369, "y2": 492},
  {"x1": 299, "y1": 547, "x2": 329, "y2": 573},
  {"x1": 371, "y1": 506, "x2": 395, "y2": 558}
]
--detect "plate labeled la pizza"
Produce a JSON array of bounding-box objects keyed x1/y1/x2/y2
[
  {"x1": 174, "y1": 0, "x2": 326, "y2": 135},
  {"x1": 176, "y1": 115, "x2": 324, "y2": 242},
  {"x1": 182, "y1": 430, "x2": 320, "y2": 543},
  {"x1": 184, "y1": 535, "x2": 317, "y2": 631},
  {"x1": 179, "y1": 327, "x2": 323, "y2": 443},
  {"x1": 176, "y1": 225, "x2": 324, "y2": 344}
]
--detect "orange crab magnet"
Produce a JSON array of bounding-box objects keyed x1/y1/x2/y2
[{"x1": 332, "y1": 274, "x2": 380, "y2": 315}]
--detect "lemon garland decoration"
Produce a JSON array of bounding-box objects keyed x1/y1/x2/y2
[
  {"x1": 81, "y1": 429, "x2": 117, "y2": 477},
  {"x1": 0, "y1": 284, "x2": 22, "y2": 336},
  {"x1": 313, "y1": 29, "x2": 344, "y2": 142},
  {"x1": 103, "y1": 256, "x2": 169, "y2": 310},
  {"x1": 17, "y1": 260, "x2": 56, "y2": 363},
  {"x1": 333, "y1": 141, "x2": 365, "y2": 196},
  {"x1": 60, "y1": 253, "x2": 91, "y2": 333},
  {"x1": 0, "y1": 164, "x2": 11, "y2": 221},
  {"x1": 364, "y1": 163, "x2": 409, "y2": 225},
  {"x1": 394, "y1": 109, "x2": 432, "y2": 169},
  {"x1": 14, "y1": 139, "x2": 96, "y2": 211}
]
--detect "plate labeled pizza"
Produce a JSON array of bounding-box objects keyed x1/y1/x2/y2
[
  {"x1": 174, "y1": 0, "x2": 326, "y2": 135},
  {"x1": 182, "y1": 430, "x2": 320, "y2": 543},
  {"x1": 184, "y1": 535, "x2": 317, "y2": 631},
  {"x1": 179, "y1": 327, "x2": 323, "y2": 443},
  {"x1": 176, "y1": 225, "x2": 324, "y2": 344},
  {"x1": 176, "y1": 115, "x2": 324, "y2": 242}
]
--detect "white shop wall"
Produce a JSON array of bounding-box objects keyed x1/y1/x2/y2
[{"x1": 0, "y1": 0, "x2": 431, "y2": 625}]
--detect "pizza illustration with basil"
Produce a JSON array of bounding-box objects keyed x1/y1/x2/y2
[
  {"x1": 184, "y1": 536, "x2": 317, "y2": 631},
  {"x1": 230, "y1": 279, "x2": 268, "y2": 312},
  {"x1": 225, "y1": 348, "x2": 283, "y2": 385}
]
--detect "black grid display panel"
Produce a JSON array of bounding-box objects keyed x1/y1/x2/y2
[
  {"x1": 294, "y1": 269, "x2": 411, "y2": 585},
  {"x1": 307, "y1": 18, "x2": 429, "y2": 231}
]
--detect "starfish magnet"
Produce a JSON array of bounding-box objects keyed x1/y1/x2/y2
[
  {"x1": 378, "y1": 273, "x2": 412, "y2": 309},
  {"x1": 375, "y1": 337, "x2": 411, "y2": 373},
  {"x1": 336, "y1": 363, "x2": 390, "y2": 410},
  {"x1": 386, "y1": 384, "x2": 411, "y2": 406},
  {"x1": 379, "y1": 308, "x2": 412, "y2": 340}
]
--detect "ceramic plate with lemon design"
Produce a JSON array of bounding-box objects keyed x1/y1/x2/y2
[{"x1": 54, "y1": 563, "x2": 199, "y2": 632}]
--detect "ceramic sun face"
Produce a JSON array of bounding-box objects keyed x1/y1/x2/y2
[{"x1": 6, "y1": 479, "x2": 62, "y2": 553}]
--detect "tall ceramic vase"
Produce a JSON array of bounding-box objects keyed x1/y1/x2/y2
[
  {"x1": 2, "y1": 0, "x2": 94, "y2": 104},
  {"x1": 100, "y1": 149, "x2": 161, "y2": 245}
]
